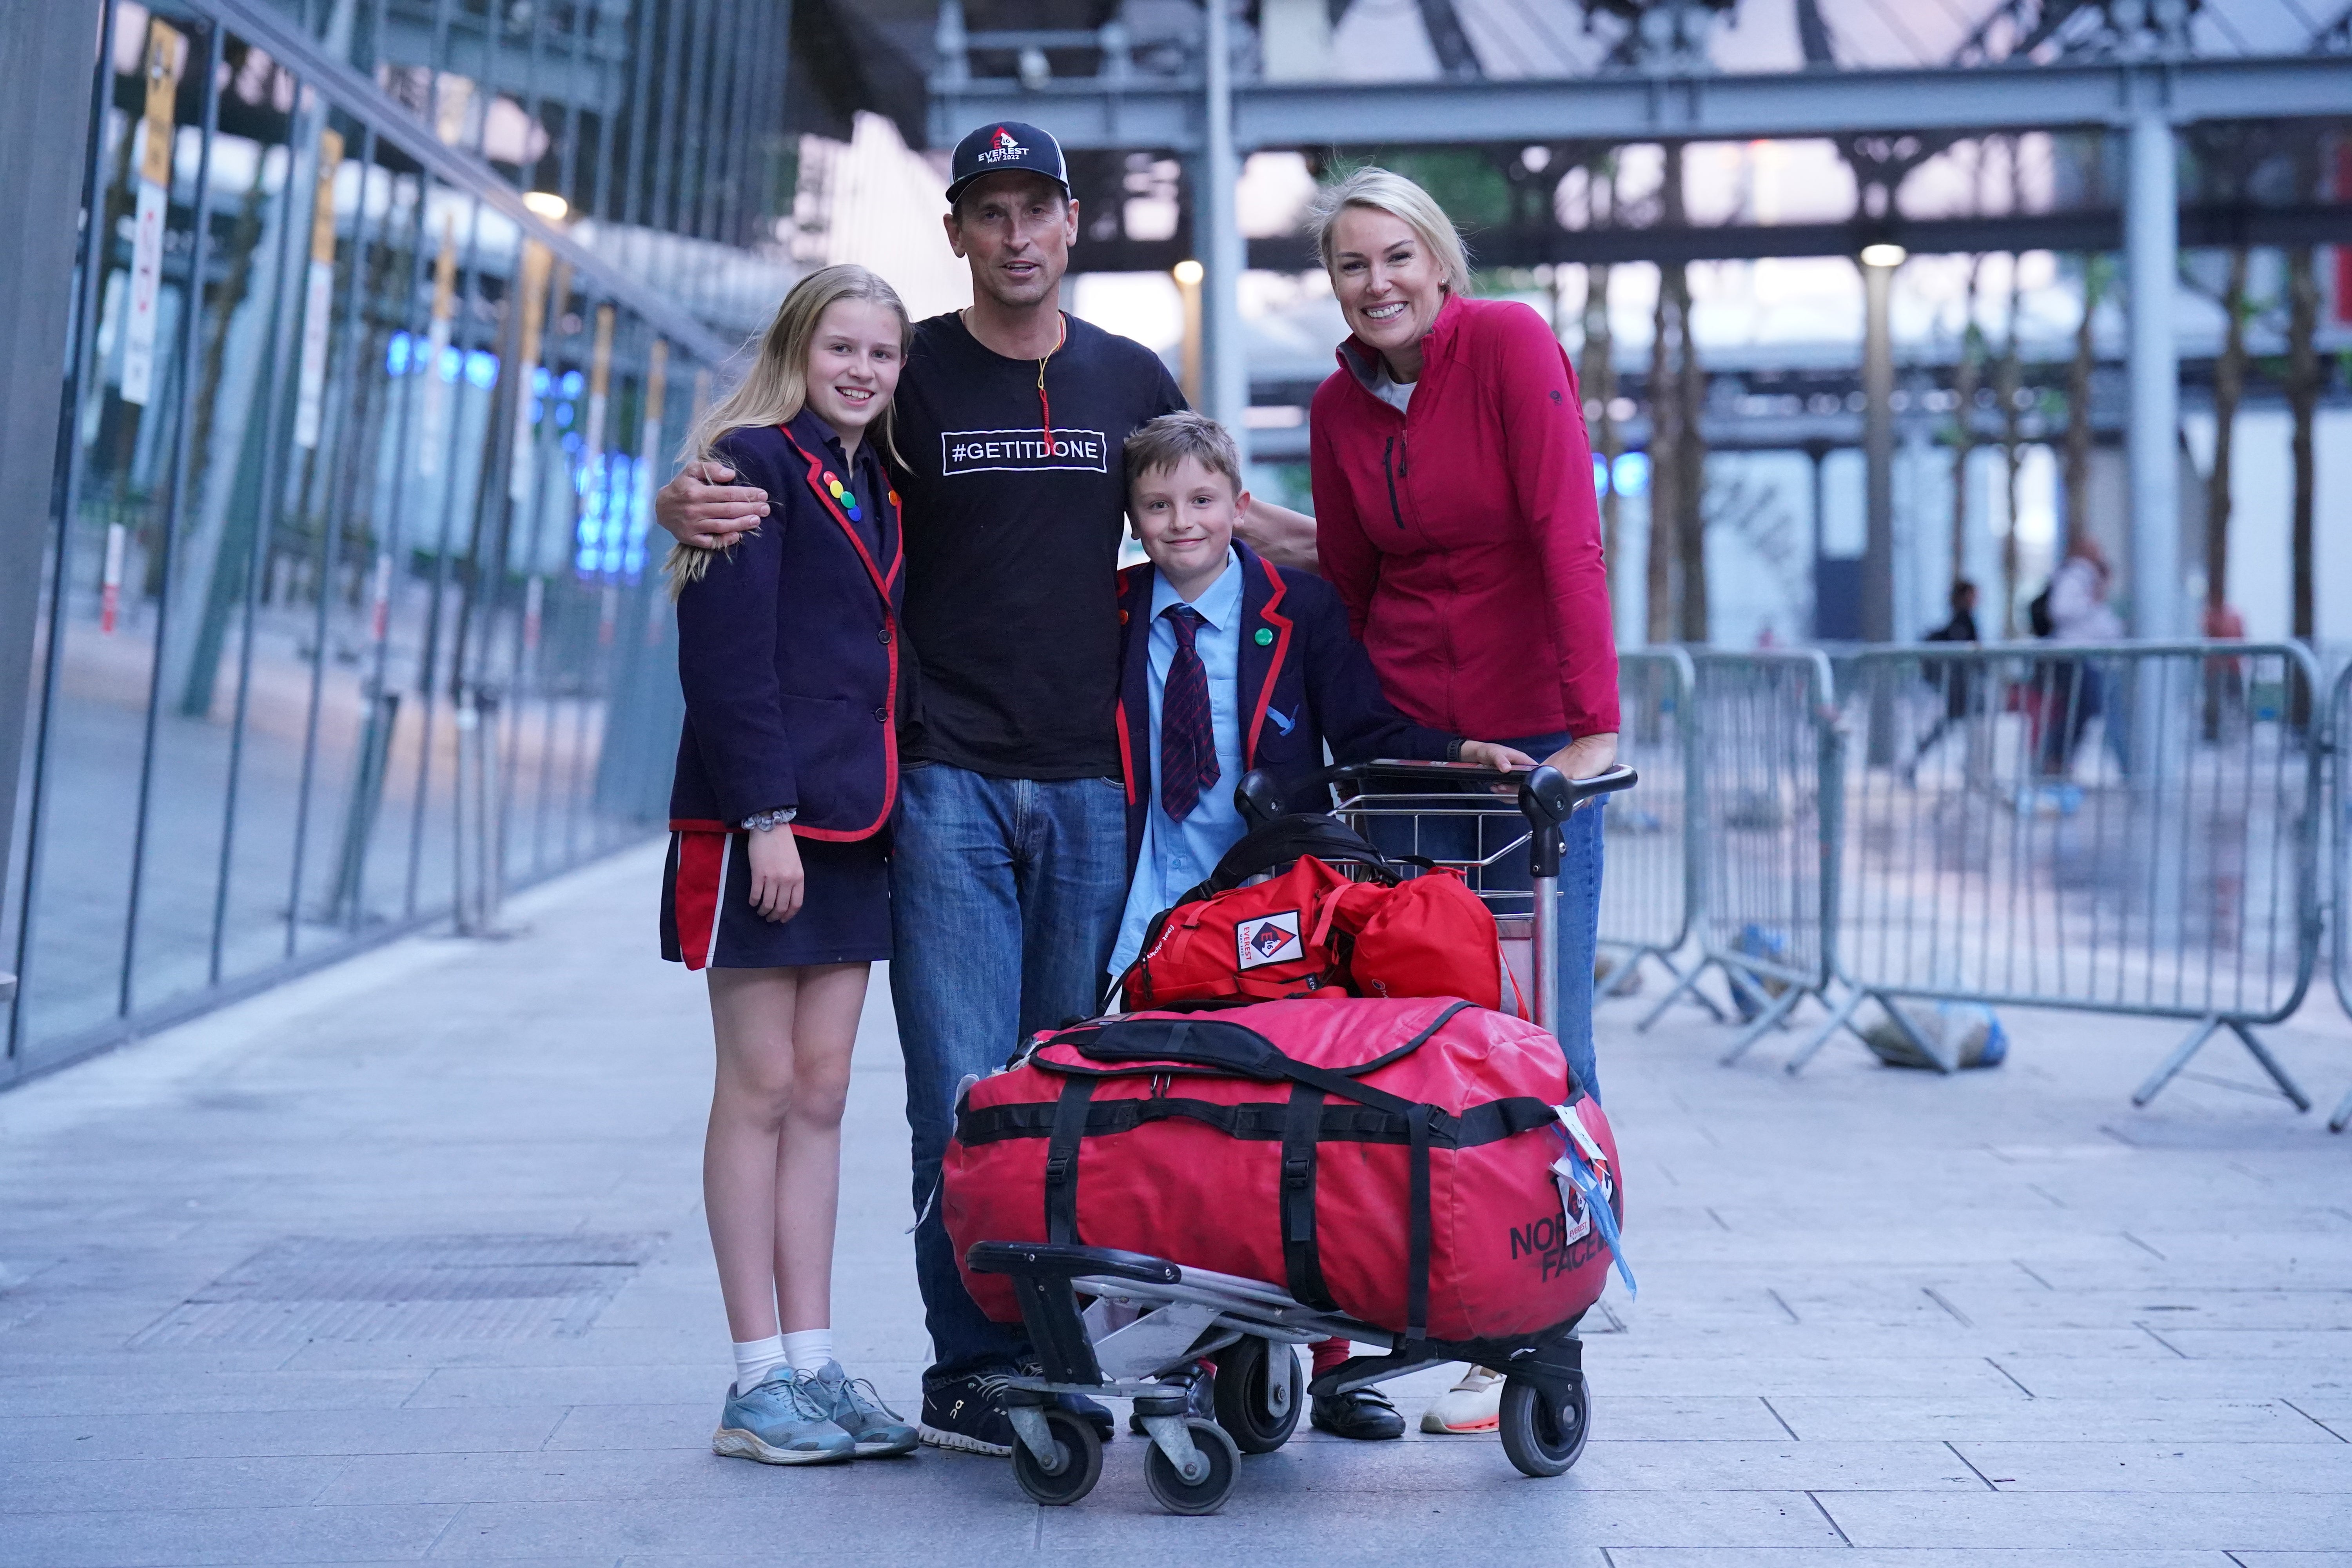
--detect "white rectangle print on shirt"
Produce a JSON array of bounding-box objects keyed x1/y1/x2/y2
[{"x1": 940, "y1": 428, "x2": 1109, "y2": 476}]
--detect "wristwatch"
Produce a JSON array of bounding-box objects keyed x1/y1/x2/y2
[{"x1": 742, "y1": 807, "x2": 796, "y2": 833}]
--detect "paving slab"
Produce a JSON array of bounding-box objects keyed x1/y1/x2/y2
[{"x1": 4, "y1": 840, "x2": 2352, "y2": 1564}]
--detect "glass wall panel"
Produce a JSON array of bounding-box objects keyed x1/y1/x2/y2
[{"x1": 5, "y1": 0, "x2": 787, "y2": 1079}]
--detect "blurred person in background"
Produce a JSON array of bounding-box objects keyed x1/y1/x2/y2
[
  {"x1": 1905, "y1": 579, "x2": 1980, "y2": 783},
  {"x1": 2037, "y1": 534, "x2": 2121, "y2": 779}
]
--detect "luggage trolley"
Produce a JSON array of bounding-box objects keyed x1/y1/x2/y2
[{"x1": 969, "y1": 760, "x2": 1638, "y2": 1514}]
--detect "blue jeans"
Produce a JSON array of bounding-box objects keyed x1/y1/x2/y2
[
  {"x1": 891, "y1": 762, "x2": 1128, "y2": 1383},
  {"x1": 1361, "y1": 734, "x2": 1606, "y2": 1105}
]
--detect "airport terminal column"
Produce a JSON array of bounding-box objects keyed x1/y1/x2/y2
[{"x1": 0, "y1": 2, "x2": 107, "y2": 1013}]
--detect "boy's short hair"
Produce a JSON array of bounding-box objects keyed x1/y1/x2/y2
[{"x1": 1123, "y1": 411, "x2": 1244, "y2": 498}]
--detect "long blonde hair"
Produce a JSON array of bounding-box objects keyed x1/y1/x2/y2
[
  {"x1": 666, "y1": 264, "x2": 911, "y2": 592},
  {"x1": 1303, "y1": 166, "x2": 1474, "y2": 300}
]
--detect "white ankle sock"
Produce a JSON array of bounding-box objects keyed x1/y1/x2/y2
[
  {"x1": 781, "y1": 1328, "x2": 835, "y2": 1374},
  {"x1": 732, "y1": 1334, "x2": 787, "y2": 1396}
]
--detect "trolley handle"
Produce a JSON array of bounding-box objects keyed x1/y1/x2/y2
[{"x1": 1233, "y1": 759, "x2": 1638, "y2": 834}]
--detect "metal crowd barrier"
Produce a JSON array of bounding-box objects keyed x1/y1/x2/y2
[
  {"x1": 1635, "y1": 650, "x2": 1847, "y2": 1065},
  {"x1": 1598, "y1": 649, "x2": 1705, "y2": 1004},
  {"x1": 1821, "y1": 643, "x2": 2322, "y2": 1107},
  {"x1": 2332, "y1": 664, "x2": 2352, "y2": 1133}
]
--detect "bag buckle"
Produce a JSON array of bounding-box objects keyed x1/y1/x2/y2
[{"x1": 1281, "y1": 1149, "x2": 1312, "y2": 1188}]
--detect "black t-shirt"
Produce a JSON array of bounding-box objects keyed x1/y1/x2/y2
[{"x1": 891, "y1": 310, "x2": 1185, "y2": 778}]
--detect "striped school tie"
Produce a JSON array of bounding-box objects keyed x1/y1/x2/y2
[{"x1": 1159, "y1": 604, "x2": 1219, "y2": 822}]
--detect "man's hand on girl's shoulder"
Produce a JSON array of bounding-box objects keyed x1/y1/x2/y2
[{"x1": 657, "y1": 460, "x2": 770, "y2": 550}]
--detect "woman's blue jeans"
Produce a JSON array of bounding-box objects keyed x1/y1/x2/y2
[{"x1": 1359, "y1": 738, "x2": 1606, "y2": 1105}]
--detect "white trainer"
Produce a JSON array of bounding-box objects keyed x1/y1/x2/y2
[{"x1": 1420, "y1": 1365, "x2": 1503, "y2": 1434}]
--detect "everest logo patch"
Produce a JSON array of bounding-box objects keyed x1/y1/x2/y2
[
  {"x1": 1235, "y1": 911, "x2": 1303, "y2": 971},
  {"x1": 978, "y1": 126, "x2": 1025, "y2": 164}
]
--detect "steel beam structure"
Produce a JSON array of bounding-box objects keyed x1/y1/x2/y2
[
  {"x1": 1062, "y1": 202, "x2": 2352, "y2": 275},
  {"x1": 2126, "y1": 107, "x2": 2182, "y2": 641},
  {"x1": 1859, "y1": 256, "x2": 1895, "y2": 646},
  {"x1": 931, "y1": 54, "x2": 2352, "y2": 153}
]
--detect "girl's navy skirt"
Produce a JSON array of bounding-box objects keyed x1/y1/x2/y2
[{"x1": 661, "y1": 828, "x2": 890, "y2": 969}]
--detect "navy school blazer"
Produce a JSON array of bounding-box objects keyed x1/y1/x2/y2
[
  {"x1": 1113, "y1": 539, "x2": 1458, "y2": 877},
  {"x1": 669, "y1": 410, "x2": 903, "y2": 840}
]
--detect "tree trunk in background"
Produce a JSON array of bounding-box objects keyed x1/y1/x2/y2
[
  {"x1": 1644, "y1": 147, "x2": 1682, "y2": 645},
  {"x1": 1581, "y1": 261, "x2": 1620, "y2": 622},
  {"x1": 1671, "y1": 258, "x2": 1708, "y2": 643},
  {"x1": 2205, "y1": 245, "x2": 2248, "y2": 617},
  {"x1": 1949, "y1": 256, "x2": 1984, "y2": 593},
  {"x1": 1644, "y1": 271, "x2": 1678, "y2": 645},
  {"x1": 1996, "y1": 254, "x2": 2024, "y2": 640},
  {"x1": 2060, "y1": 255, "x2": 2102, "y2": 641},
  {"x1": 2285, "y1": 243, "x2": 2318, "y2": 648}
]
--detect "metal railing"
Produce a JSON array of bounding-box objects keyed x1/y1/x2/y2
[
  {"x1": 1601, "y1": 641, "x2": 2347, "y2": 1122},
  {"x1": 1824, "y1": 643, "x2": 2321, "y2": 1105},
  {"x1": 1598, "y1": 649, "x2": 1704, "y2": 1004},
  {"x1": 1637, "y1": 650, "x2": 1846, "y2": 1064},
  {"x1": 2332, "y1": 663, "x2": 2352, "y2": 1132}
]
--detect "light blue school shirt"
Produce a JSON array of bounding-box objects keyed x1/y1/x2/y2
[{"x1": 1109, "y1": 550, "x2": 1246, "y2": 978}]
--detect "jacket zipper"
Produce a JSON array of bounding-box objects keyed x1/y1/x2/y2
[{"x1": 1382, "y1": 436, "x2": 1405, "y2": 530}]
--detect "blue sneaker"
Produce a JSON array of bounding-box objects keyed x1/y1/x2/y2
[
  {"x1": 712, "y1": 1375, "x2": 855, "y2": 1465},
  {"x1": 809, "y1": 1361, "x2": 918, "y2": 1457}
]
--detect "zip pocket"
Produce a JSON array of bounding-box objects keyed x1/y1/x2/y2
[{"x1": 1383, "y1": 436, "x2": 1405, "y2": 530}]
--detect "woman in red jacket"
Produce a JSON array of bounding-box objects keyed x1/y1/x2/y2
[{"x1": 1303, "y1": 167, "x2": 1621, "y2": 1439}]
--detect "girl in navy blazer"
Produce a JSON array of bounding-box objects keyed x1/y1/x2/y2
[{"x1": 659, "y1": 265, "x2": 918, "y2": 1465}]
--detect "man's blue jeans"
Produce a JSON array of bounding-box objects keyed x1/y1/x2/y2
[{"x1": 891, "y1": 762, "x2": 1127, "y2": 1383}]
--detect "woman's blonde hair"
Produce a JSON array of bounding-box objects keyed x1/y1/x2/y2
[
  {"x1": 1302, "y1": 167, "x2": 1473, "y2": 300},
  {"x1": 666, "y1": 263, "x2": 911, "y2": 592}
]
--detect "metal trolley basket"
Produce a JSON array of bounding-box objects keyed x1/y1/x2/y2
[{"x1": 966, "y1": 759, "x2": 1638, "y2": 1514}]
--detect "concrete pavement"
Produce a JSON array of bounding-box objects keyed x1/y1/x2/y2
[{"x1": 2, "y1": 840, "x2": 2348, "y2": 1565}]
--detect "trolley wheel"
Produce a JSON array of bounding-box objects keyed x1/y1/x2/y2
[
  {"x1": 1499, "y1": 1374, "x2": 1590, "y2": 1478},
  {"x1": 1142, "y1": 1417, "x2": 1240, "y2": 1515},
  {"x1": 1212, "y1": 1337, "x2": 1302, "y2": 1454},
  {"x1": 1010, "y1": 1408, "x2": 1103, "y2": 1506}
]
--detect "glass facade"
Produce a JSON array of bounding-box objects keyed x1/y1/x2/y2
[{"x1": 2, "y1": 0, "x2": 795, "y2": 1080}]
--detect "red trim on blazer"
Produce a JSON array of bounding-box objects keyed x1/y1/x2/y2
[
  {"x1": 776, "y1": 424, "x2": 902, "y2": 842},
  {"x1": 1114, "y1": 571, "x2": 1140, "y2": 804},
  {"x1": 1114, "y1": 701, "x2": 1136, "y2": 805},
  {"x1": 1242, "y1": 553, "x2": 1293, "y2": 767},
  {"x1": 670, "y1": 826, "x2": 730, "y2": 971}
]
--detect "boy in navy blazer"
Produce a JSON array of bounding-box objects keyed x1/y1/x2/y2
[
  {"x1": 1104, "y1": 412, "x2": 1530, "y2": 1442},
  {"x1": 1106, "y1": 413, "x2": 1531, "y2": 978}
]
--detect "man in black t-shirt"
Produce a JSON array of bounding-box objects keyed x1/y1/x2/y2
[{"x1": 655, "y1": 123, "x2": 1214, "y2": 1457}]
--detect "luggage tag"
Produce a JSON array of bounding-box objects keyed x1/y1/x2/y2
[{"x1": 1551, "y1": 1104, "x2": 1636, "y2": 1298}]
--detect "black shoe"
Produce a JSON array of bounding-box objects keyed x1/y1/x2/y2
[
  {"x1": 1310, "y1": 1387, "x2": 1405, "y2": 1441},
  {"x1": 918, "y1": 1372, "x2": 1015, "y2": 1456},
  {"x1": 1126, "y1": 1369, "x2": 1215, "y2": 1435},
  {"x1": 1058, "y1": 1388, "x2": 1117, "y2": 1443}
]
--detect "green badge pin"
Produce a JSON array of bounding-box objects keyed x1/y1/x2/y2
[{"x1": 1254, "y1": 628, "x2": 1274, "y2": 646}]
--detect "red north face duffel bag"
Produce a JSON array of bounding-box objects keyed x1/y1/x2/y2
[{"x1": 942, "y1": 996, "x2": 1622, "y2": 1349}]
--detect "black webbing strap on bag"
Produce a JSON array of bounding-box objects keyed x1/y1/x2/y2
[
  {"x1": 1279, "y1": 1083, "x2": 1338, "y2": 1311},
  {"x1": 1404, "y1": 1103, "x2": 1433, "y2": 1347},
  {"x1": 1043, "y1": 1077, "x2": 1094, "y2": 1244}
]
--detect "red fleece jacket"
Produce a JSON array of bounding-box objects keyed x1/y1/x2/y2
[{"x1": 1309, "y1": 293, "x2": 1621, "y2": 742}]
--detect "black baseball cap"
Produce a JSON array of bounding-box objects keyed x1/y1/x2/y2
[{"x1": 944, "y1": 120, "x2": 1071, "y2": 206}]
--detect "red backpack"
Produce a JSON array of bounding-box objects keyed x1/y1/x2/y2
[{"x1": 1116, "y1": 816, "x2": 1526, "y2": 1016}]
